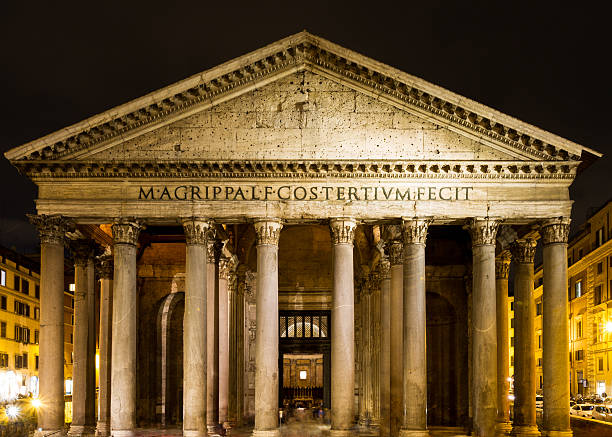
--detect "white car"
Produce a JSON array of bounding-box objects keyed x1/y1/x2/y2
[
  {"x1": 592, "y1": 405, "x2": 612, "y2": 422},
  {"x1": 570, "y1": 404, "x2": 594, "y2": 418}
]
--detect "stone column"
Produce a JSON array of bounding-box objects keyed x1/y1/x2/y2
[
  {"x1": 511, "y1": 238, "x2": 540, "y2": 437},
  {"x1": 96, "y1": 255, "x2": 114, "y2": 437},
  {"x1": 358, "y1": 273, "x2": 371, "y2": 428},
  {"x1": 69, "y1": 240, "x2": 98, "y2": 437},
  {"x1": 329, "y1": 218, "x2": 357, "y2": 437},
  {"x1": 495, "y1": 252, "x2": 512, "y2": 436},
  {"x1": 219, "y1": 257, "x2": 230, "y2": 427},
  {"x1": 387, "y1": 229, "x2": 404, "y2": 437},
  {"x1": 110, "y1": 220, "x2": 142, "y2": 437},
  {"x1": 541, "y1": 219, "x2": 572, "y2": 437},
  {"x1": 467, "y1": 218, "x2": 499, "y2": 437},
  {"x1": 182, "y1": 219, "x2": 210, "y2": 437},
  {"x1": 207, "y1": 236, "x2": 221, "y2": 433},
  {"x1": 29, "y1": 215, "x2": 72, "y2": 437},
  {"x1": 253, "y1": 219, "x2": 283, "y2": 437},
  {"x1": 371, "y1": 271, "x2": 382, "y2": 429},
  {"x1": 379, "y1": 257, "x2": 391, "y2": 437},
  {"x1": 399, "y1": 218, "x2": 430, "y2": 437}
]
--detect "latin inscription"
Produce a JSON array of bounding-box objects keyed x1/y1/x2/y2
[{"x1": 138, "y1": 185, "x2": 473, "y2": 201}]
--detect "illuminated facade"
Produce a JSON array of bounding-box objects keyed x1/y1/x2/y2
[
  {"x1": 0, "y1": 245, "x2": 74, "y2": 404},
  {"x1": 4, "y1": 32, "x2": 601, "y2": 437}
]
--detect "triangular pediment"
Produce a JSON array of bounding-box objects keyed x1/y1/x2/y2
[{"x1": 5, "y1": 31, "x2": 600, "y2": 167}]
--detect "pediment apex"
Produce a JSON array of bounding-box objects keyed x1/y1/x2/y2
[{"x1": 5, "y1": 30, "x2": 601, "y2": 163}]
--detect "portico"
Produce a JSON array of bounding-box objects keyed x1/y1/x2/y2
[{"x1": 6, "y1": 32, "x2": 600, "y2": 437}]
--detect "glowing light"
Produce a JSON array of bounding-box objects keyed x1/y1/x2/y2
[
  {"x1": 6, "y1": 405, "x2": 19, "y2": 419},
  {"x1": 96, "y1": 353, "x2": 100, "y2": 370},
  {"x1": 605, "y1": 321, "x2": 612, "y2": 333},
  {"x1": 299, "y1": 370, "x2": 307, "y2": 380},
  {"x1": 508, "y1": 394, "x2": 515, "y2": 401},
  {"x1": 32, "y1": 398, "x2": 42, "y2": 409}
]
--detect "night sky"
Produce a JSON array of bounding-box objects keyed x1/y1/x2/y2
[{"x1": 1, "y1": 2, "x2": 610, "y2": 253}]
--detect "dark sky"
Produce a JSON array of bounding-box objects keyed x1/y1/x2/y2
[{"x1": 1, "y1": 2, "x2": 610, "y2": 253}]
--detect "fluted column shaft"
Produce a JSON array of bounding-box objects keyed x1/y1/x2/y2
[
  {"x1": 182, "y1": 219, "x2": 210, "y2": 437},
  {"x1": 30, "y1": 215, "x2": 72, "y2": 436},
  {"x1": 97, "y1": 256, "x2": 114, "y2": 437},
  {"x1": 399, "y1": 219, "x2": 430, "y2": 437},
  {"x1": 388, "y1": 236, "x2": 404, "y2": 437},
  {"x1": 468, "y1": 218, "x2": 499, "y2": 437},
  {"x1": 495, "y1": 253, "x2": 512, "y2": 436},
  {"x1": 219, "y1": 258, "x2": 230, "y2": 426},
  {"x1": 511, "y1": 239, "x2": 540, "y2": 437},
  {"x1": 541, "y1": 219, "x2": 572, "y2": 437},
  {"x1": 380, "y1": 258, "x2": 391, "y2": 437},
  {"x1": 110, "y1": 220, "x2": 141, "y2": 437},
  {"x1": 253, "y1": 219, "x2": 283, "y2": 437},
  {"x1": 330, "y1": 218, "x2": 357, "y2": 437},
  {"x1": 70, "y1": 240, "x2": 97, "y2": 437},
  {"x1": 206, "y1": 238, "x2": 221, "y2": 432}
]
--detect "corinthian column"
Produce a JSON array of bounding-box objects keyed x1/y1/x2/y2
[
  {"x1": 110, "y1": 220, "x2": 142, "y2": 437},
  {"x1": 29, "y1": 215, "x2": 73, "y2": 437},
  {"x1": 219, "y1": 257, "x2": 231, "y2": 427},
  {"x1": 495, "y1": 252, "x2": 512, "y2": 436},
  {"x1": 399, "y1": 218, "x2": 430, "y2": 437},
  {"x1": 182, "y1": 219, "x2": 210, "y2": 437},
  {"x1": 69, "y1": 239, "x2": 98, "y2": 437},
  {"x1": 379, "y1": 257, "x2": 391, "y2": 437},
  {"x1": 253, "y1": 219, "x2": 283, "y2": 437},
  {"x1": 467, "y1": 218, "x2": 499, "y2": 437},
  {"x1": 511, "y1": 238, "x2": 540, "y2": 437},
  {"x1": 541, "y1": 219, "x2": 571, "y2": 437},
  {"x1": 329, "y1": 218, "x2": 357, "y2": 437},
  {"x1": 206, "y1": 236, "x2": 221, "y2": 433},
  {"x1": 386, "y1": 228, "x2": 404, "y2": 437},
  {"x1": 96, "y1": 254, "x2": 114, "y2": 437}
]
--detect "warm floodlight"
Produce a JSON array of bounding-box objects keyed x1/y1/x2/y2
[
  {"x1": 6, "y1": 405, "x2": 19, "y2": 419},
  {"x1": 299, "y1": 370, "x2": 307, "y2": 380},
  {"x1": 32, "y1": 398, "x2": 42, "y2": 409},
  {"x1": 605, "y1": 321, "x2": 612, "y2": 333}
]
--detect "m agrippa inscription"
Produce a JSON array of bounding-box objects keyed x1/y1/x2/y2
[{"x1": 138, "y1": 184, "x2": 474, "y2": 201}]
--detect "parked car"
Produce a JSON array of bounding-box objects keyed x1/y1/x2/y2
[
  {"x1": 592, "y1": 405, "x2": 612, "y2": 421},
  {"x1": 536, "y1": 395, "x2": 543, "y2": 409},
  {"x1": 570, "y1": 404, "x2": 594, "y2": 418}
]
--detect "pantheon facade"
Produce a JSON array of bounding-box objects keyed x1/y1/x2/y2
[{"x1": 5, "y1": 32, "x2": 601, "y2": 437}]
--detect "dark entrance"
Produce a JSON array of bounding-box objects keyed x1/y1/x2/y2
[{"x1": 279, "y1": 311, "x2": 331, "y2": 409}]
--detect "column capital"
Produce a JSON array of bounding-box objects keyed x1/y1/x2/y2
[
  {"x1": 181, "y1": 218, "x2": 210, "y2": 246},
  {"x1": 467, "y1": 217, "x2": 500, "y2": 246},
  {"x1": 540, "y1": 217, "x2": 571, "y2": 245},
  {"x1": 401, "y1": 218, "x2": 431, "y2": 245},
  {"x1": 96, "y1": 254, "x2": 114, "y2": 279},
  {"x1": 112, "y1": 219, "x2": 143, "y2": 245},
  {"x1": 28, "y1": 214, "x2": 75, "y2": 245},
  {"x1": 495, "y1": 251, "x2": 512, "y2": 279},
  {"x1": 70, "y1": 239, "x2": 97, "y2": 267},
  {"x1": 219, "y1": 256, "x2": 234, "y2": 279},
  {"x1": 207, "y1": 238, "x2": 224, "y2": 263},
  {"x1": 510, "y1": 237, "x2": 538, "y2": 263},
  {"x1": 387, "y1": 240, "x2": 403, "y2": 266},
  {"x1": 329, "y1": 218, "x2": 357, "y2": 245},
  {"x1": 254, "y1": 219, "x2": 283, "y2": 246}
]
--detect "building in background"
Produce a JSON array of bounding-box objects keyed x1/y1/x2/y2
[
  {"x1": 508, "y1": 198, "x2": 612, "y2": 398},
  {"x1": 0, "y1": 245, "x2": 74, "y2": 413}
]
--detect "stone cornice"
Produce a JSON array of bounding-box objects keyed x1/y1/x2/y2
[
  {"x1": 6, "y1": 32, "x2": 597, "y2": 164},
  {"x1": 13, "y1": 159, "x2": 580, "y2": 180}
]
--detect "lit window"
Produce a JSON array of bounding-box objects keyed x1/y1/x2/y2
[
  {"x1": 0, "y1": 269, "x2": 5, "y2": 287},
  {"x1": 575, "y1": 281, "x2": 582, "y2": 298},
  {"x1": 65, "y1": 379, "x2": 73, "y2": 395},
  {"x1": 69, "y1": 283, "x2": 76, "y2": 292},
  {"x1": 299, "y1": 370, "x2": 307, "y2": 380}
]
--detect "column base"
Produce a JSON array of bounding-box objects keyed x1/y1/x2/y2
[
  {"x1": 110, "y1": 431, "x2": 136, "y2": 437},
  {"x1": 329, "y1": 430, "x2": 356, "y2": 437},
  {"x1": 183, "y1": 431, "x2": 208, "y2": 437},
  {"x1": 511, "y1": 425, "x2": 541, "y2": 437},
  {"x1": 398, "y1": 429, "x2": 430, "y2": 437},
  {"x1": 68, "y1": 425, "x2": 96, "y2": 437},
  {"x1": 541, "y1": 432, "x2": 572, "y2": 437},
  {"x1": 95, "y1": 422, "x2": 111, "y2": 436},
  {"x1": 35, "y1": 429, "x2": 66, "y2": 437},
  {"x1": 251, "y1": 430, "x2": 281, "y2": 437},
  {"x1": 495, "y1": 421, "x2": 512, "y2": 436}
]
